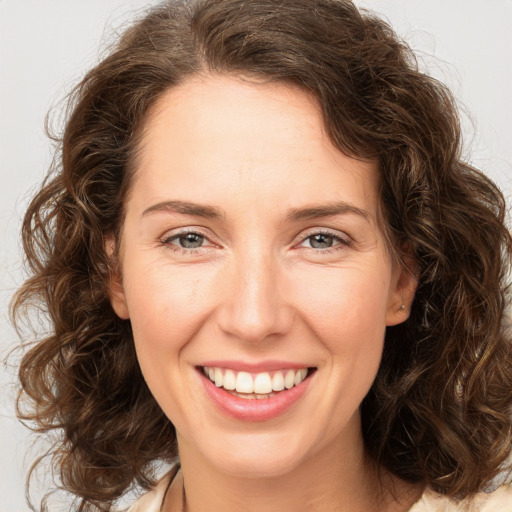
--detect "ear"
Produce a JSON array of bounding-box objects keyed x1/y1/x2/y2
[
  {"x1": 386, "y1": 254, "x2": 418, "y2": 326},
  {"x1": 105, "y1": 235, "x2": 130, "y2": 320}
]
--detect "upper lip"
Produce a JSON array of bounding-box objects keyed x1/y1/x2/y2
[{"x1": 198, "y1": 360, "x2": 314, "y2": 373}]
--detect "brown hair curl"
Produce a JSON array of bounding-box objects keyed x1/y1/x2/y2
[{"x1": 12, "y1": 0, "x2": 512, "y2": 510}]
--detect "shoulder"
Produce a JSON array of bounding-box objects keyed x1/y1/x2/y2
[
  {"x1": 409, "y1": 484, "x2": 512, "y2": 512},
  {"x1": 124, "y1": 466, "x2": 178, "y2": 512}
]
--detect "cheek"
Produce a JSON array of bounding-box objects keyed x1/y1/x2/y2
[
  {"x1": 123, "y1": 261, "x2": 215, "y2": 360},
  {"x1": 121, "y1": 262, "x2": 218, "y2": 426},
  {"x1": 290, "y1": 263, "x2": 390, "y2": 387},
  {"x1": 290, "y1": 262, "x2": 391, "y2": 339}
]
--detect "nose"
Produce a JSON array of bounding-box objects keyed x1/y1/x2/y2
[{"x1": 216, "y1": 248, "x2": 293, "y2": 344}]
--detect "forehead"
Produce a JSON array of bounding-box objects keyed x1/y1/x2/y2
[{"x1": 129, "y1": 75, "x2": 380, "y2": 221}]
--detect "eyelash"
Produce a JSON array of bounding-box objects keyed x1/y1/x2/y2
[
  {"x1": 160, "y1": 229, "x2": 214, "y2": 255},
  {"x1": 159, "y1": 228, "x2": 352, "y2": 255},
  {"x1": 298, "y1": 229, "x2": 352, "y2": 254}
]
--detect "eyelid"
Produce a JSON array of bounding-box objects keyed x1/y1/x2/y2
[
  {"x1": 158, "y1": 226, "x2": 353, "y2": 253},
  {"x1": 293, "y1": 227, "x2": 354, "y2": 254},
  {"x1": 159, "y1": 226, "x2": 218, "y2": 248},
  {"x1": 297, "y1": 227, "x2": 352, "y2": 244}
]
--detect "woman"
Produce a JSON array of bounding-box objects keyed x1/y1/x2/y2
[{"x1": 12, "y1": 0, "x2": 512, "y2": 510}]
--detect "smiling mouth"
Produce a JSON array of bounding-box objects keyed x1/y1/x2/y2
[{"x1": 200, "y1": 366, "x2": 316, "y2": 399}]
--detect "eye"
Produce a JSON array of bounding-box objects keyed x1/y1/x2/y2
[
  {"x1": 172, "y1": 232, "x2": 205, "y2": 249},
  {"x1": 304, "y1": 233, "x2": 337, "y2": 249},
  {"x1": 298, "y1": 230, "x2": 351, "y2": 252},
  {"x1": 160, "y1": 229, "x2": 214, "y2": 251}
]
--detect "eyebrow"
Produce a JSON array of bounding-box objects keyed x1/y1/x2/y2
[
  {"x1": 142, "y1": 200, "x2": 224, "y2": 220},
  {"x1": 286, "y1": 202, "x2": 370, "y2": 222},
  {"x1": 141, "y1": 200, "x2": 370, "y2": 222}
]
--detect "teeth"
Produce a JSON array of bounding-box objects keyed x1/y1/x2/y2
[
  {"x1": 223, "y1": 369, "x2": 236, "y2": 390},
  {"x1": 284, "y1": 370, "x2": 295, "y2": 389},
  {"x1": 203, "y1": 366, "x2": 310, "y2": 395},
  {"x1": 254, "y1": 373, "x2": 272, "y2": 394},
  {"x1": 214, "y1": 367, "x2": 223, "y2": 387},
  {"x1": 231, "y1": 391, "x2": 276, "y2": 399},
  {"x1": 236, "y1": 372, "x2": 254, "y2": 393},
  {"x1": 271, "y1": 372, "x2": 285, "y2": 391}
]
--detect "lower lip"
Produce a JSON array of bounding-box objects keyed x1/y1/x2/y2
[{"x1": 199, "y1": 370, "x2": 313, "y2": 422}]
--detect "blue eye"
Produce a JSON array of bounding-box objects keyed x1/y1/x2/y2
[
  {"x1": 307, "y1": 233, "x2": 336, "y2": 249},
  {"x1": 162, "y1": 231, "x2": 207, "y2": 250},
  {"x1": 300, "y1": 231, "x2": 348, "y2": 250},
  {"x1": 172, "y1": 232, "x2": 205, "y2": 248}
]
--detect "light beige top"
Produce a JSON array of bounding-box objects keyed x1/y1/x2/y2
[
  {"x1": 126, "y1": 469, "x2": 512, "y2": 512},
  {"x1": 408, "y1": 485, "x2": 512, "y2": 512}
]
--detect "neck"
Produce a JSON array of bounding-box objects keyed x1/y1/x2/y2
[{"x1": 167, "y1": 430, "x2": 422, "y2": 512}]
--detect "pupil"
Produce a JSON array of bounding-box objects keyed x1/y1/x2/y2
[
  {"x1": 310, "y1": 234, "x2": 333, "y2": 249},
  {"x1": 180, "y1": 233, "x2": 203, "y2": 248}
]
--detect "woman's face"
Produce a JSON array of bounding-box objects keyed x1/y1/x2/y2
[{"x1": 110, "y1": 75, "x2": 414, "y2": 478}]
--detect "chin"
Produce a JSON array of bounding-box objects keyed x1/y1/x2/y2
[
  {"x1": 216, "y1": 454, "x2": 304, "y2": 480},
  {"x1": 202, "y1": 430, "x2": 309, "y2": 479}
]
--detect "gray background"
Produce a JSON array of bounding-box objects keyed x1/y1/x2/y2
[{"x1": 1, "y1": 1, "x2": 511, "y2": 510}]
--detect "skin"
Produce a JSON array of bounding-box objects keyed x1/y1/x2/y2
[{"x1": 109, "y1": 75, "x2": 420, "y2": 511}]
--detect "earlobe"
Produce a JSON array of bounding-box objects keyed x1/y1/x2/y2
[
  {"x1": 105, "y1": 236, "x2": 130, "y2": 320},
  {"x1": 109, "y1": 277, "x2": 130, "y2": 320},
  {"x1": 386, "y1": 256, "x2": 418, "y2": 326}
]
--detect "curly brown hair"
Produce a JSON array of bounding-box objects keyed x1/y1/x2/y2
[{"x1": 12, "y1": 0, "x2": 512, "y2": 510}]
